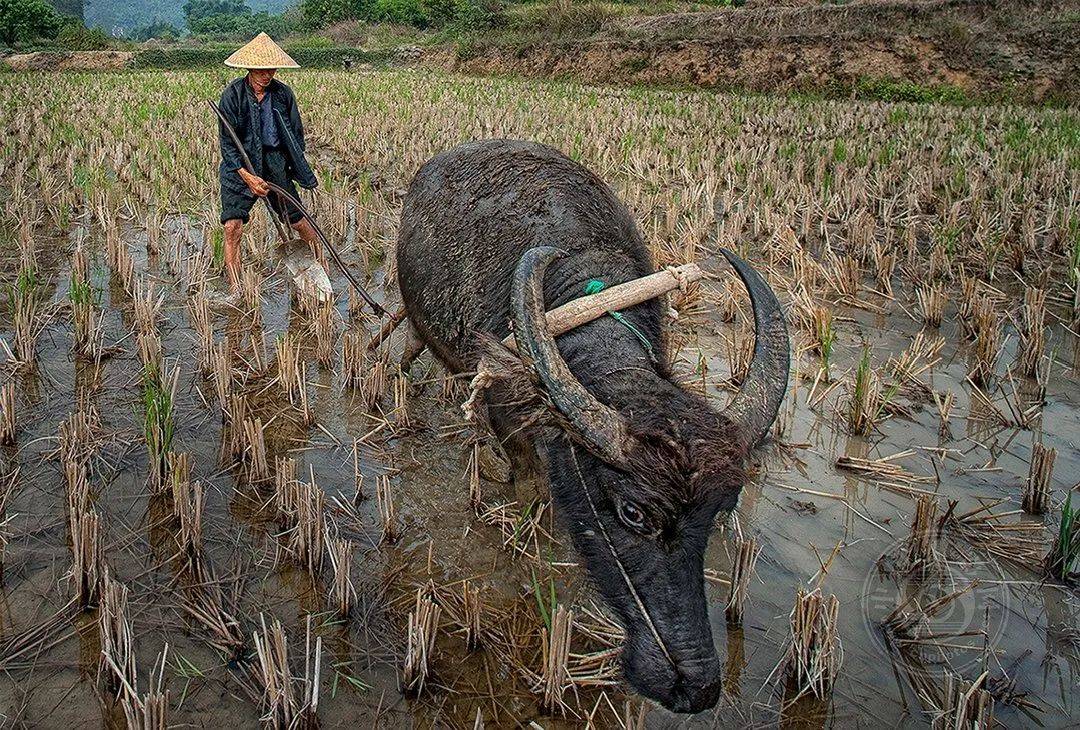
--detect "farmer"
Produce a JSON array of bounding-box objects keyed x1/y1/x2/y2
[{"x1": 217, "y1": 32, "x2": 323, "y2": 293}]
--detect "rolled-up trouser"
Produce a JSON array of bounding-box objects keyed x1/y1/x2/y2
[{"x1": 220, "y1": 147, "x2": 303, "y2": 225}]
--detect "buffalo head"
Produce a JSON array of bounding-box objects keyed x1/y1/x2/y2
[{"x1": 511, "y1": 246, "x2": 789, "y2": 713}]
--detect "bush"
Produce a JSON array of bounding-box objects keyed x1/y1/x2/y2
[
  {"x1": 189, "y1": 10, "x2": 291, "y2": 36},
  {"x1": 56, "y1": 22, "x2": 114, "y2": 50},
  {"x1": 286, "y1": 32, "x2": 335, "y2": 49},
  {"x1": 300, "y1": 0, "x2": 363, "y2": 26},
  {"x1": 369, "y1": 0, "x2": 428, "y2": 27},
  {"x1": 132, "y1": 44, "x2": 391, "y2": 69},
  {"x1": 854, "y1": 77, "x2": 968, "y2": 105},
  {"x1": 130, "y1": 21, "x2": 182, "y2": 41},
  {"x1": 0, "y1": 0, "x2": 64, "y2": 44},
  {"x1": 450, "y1": 0, "x2": 503, "y2": 31}
]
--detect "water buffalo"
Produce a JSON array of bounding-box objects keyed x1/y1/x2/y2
[{"x1": 396, "y1": 139, "x2": 789, "y2": 713}]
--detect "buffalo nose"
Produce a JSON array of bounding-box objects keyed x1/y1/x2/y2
[{"x1": 669, "y1": 663, "x2": 723, "y2": 714}]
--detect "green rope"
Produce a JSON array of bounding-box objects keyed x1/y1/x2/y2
[{"x1": 583, "y1": 279, "x2": 656, "y2": 361}]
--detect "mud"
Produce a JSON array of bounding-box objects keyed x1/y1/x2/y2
[
  {"x1": 0, "y1": 68, "x2": 1077, "y2": 728},
  {"x1": 424, "y1": 0, "x2": 1078, "y2": 102}
]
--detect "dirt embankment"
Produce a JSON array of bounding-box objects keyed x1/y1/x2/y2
[
  {"x1": 4, "y1": 50, "x2": 135, "y2": 71},
  {"x1": 422, "y1": 0, "x2": 1079, "y2": 102}
]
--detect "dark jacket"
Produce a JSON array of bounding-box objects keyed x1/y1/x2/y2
[{"x1": 217, "y1": 76, "x2": 318, "y2": 196}]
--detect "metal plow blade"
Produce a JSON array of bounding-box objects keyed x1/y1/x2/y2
[{"x1": 280, "y1": 239, "x2": 333, "y2": 303}]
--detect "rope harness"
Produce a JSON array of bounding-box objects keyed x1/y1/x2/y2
[
  {"x1": 583, "y1": 279, "x2": 656, "y2": 362},
  {"x1": 568, "y1": 443, "x2": 676, "y2": 670}
]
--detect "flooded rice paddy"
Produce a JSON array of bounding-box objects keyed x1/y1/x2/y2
[{"x1": 0, "y1": 69, "x2": 1077, "y2": 727}]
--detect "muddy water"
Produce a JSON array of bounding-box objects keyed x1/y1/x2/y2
[{"x1": 1, "y1": 132, "x2": 1079, "y2": 730}]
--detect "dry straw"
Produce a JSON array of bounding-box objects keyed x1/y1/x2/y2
[
  {"x1": 99, "y1": 571, "x2": 137, "y2": 700},
  {"x1": 1022, "y1": 442, "x2": 1055, "y2": 515},
  {"x1": 933, "y1": 390, "x2": 955, "y2": 439},
  {"x1": 935, "y1": 670, "x2": 994, "y2": 729},
  {"x1": 313, "y1": 300, "x2": 337, "y2": 368},
  {"x1": 904, "y1": 495, "x2": 940, "y2": 572},
  {"x1": 240, "y1": 418, "x2": 270, "y2": 482},
  {"x1": 122, "y1": 646, "x2": 170, "y2": 730},
  {"x1": 916, "y1": 283, "x2": 946, "y2": 328},
  {"x1": 461, "y1": 580, "x2": 483, "y2": 651},
  {"x1": 1015, "y1": 286, "x2": 1046, "y2": 377},
  {"x1": 276, "y1": 334, "x2": 303, "y2": 404},
  {"x1": 340, "y1": 330, "x2": 365, "y2": 389},
  {"x1": 326, "y1": 533, "x2": 355, "y2": 618},
  {"x1": 253, "y1": 614, "x2": 321, "y2": 728},
  {"x1": 539, "y1": 604, "x2": 573, "y2": 714},
  {"x1": 402, "y1": 588, "x2": 441, "y2": 697},
  {"x1": 189, "y1": 289, "x2": 214, "y2": 374},
  {"x1": 68, "y1": 506, "x2": 103, "y2": 610},
  {"x1": 726, "y1": 536, "x2": 760, "y2": 625},
  {"x1": 780, "y1": 589, "x2": 841, "y2": 700},
  {"x1": 376, "y1": 474, "x2": 397, "y2": 544},
  {"x1": 0, "y1": 468, "x2": 17, "y2": 555},
  {"x1": 351, "y1": 438, "x2": 364, "y2": 503},
  {"x1": 0, "y1": 383, "x2": 16, "y2": 445},
  {"x1": 175, "y1": 479, "x2": 206, "y2": 582}
]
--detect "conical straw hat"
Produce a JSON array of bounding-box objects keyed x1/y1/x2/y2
[{"x1": 224, "y1": 32, "x2": 299, "y2": 69}]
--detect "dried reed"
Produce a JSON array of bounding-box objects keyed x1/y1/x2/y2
[
  {"x1": 935, "y1": 671, "x2": 994, "y2": 729},
  {"x1": 99, "y1": 572, "x2": 137, "y2": 700},
  {"x1": 934, "y1": 390, "x2": 955, "y2": 439},
  {"x1": 68, "y1": 506, "x2": 103, "y2": 610},
  {"x1": 327, "y1": 534, "x2": 355, "y2": 618},
  {"x1": 539, "y1": 604, "x2": 573, "y2": 714},
  {"x1": 1015, "y1": 286, "x2": 1046, "y2": 377},
  {"x1": 340, "y1": 330, "x2": 365, "y2": 389},
  {"x1": 0, "y1": 383, "x2": 16, "y2": 445},
  {"x1": 189, "y1": 289, "x2": 214, "y2": 374},
  {"x1": 313, "y1": 300, "x2": 337, "y2": 368},
  {"x1": 211, "y1": 338, "x2": 231, "y2": 411},
  {"x1": 240, "y1": 418, "x2": 270, "y2": 482},
  {"x1": 1022, "y1": 442, "x2": 1055, "y2": 515},
  {"x1": 376, "y1": 474, "x2": 397, "y2": 544},
  {"x1": 275, "y1": 334, "x2": 303, "y2": 404},
  {"x1": 966, "y1": 296, "x2": 1002, "y2": 387},
  {"x1": 122, "y1": 646, "x2": 169, "y2": 730},
  {"x1": 461, "y1": 580, "x2": 483, "y2": 651},
  {"x1": 0, "y1": 467, "x2": 18, "y2": 555},
  {"x1": 725, "y1": 536, "x2": 760, "y2": 625},
  {"x1": 392, "y1": 367, "x2": 411, "y2": 431},
  {"x1": 175, "y1": 479, "x2": 206, "y2": 581},
  {"x1": 351, "y1": 438, "x2": 364, "y2": 503},
  {"x1": 466, "y1": 440, "x2": 482, "y2": 510},
  {"x1": 780, "y1": 589, "x2": 841, "y2": 700},
  {"x1": 904, "y1": 495, "x2": 940, "y2": 572},
  {"x1": 253, "y1": 614, "x2": 321, "y2": 728},
  {"x1": 916, "y1": 283, "x2": 947, "y2": 328},
  {"x1": 402, "y1": 588, "x2": 441, "y2": 697}
]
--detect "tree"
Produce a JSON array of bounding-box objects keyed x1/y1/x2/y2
[
  {"x1": 182, "y1": 0, "x2": 250, "y2": 25},
  {"x1": 130, "y1": 20, "x2": 181, "y2": 41},
  {"x1": 299, "y1": 0, "x2": 359, "y2": 27},
  {"x1": 0, "y1": 0, "x2": 64, "y2": 44}
]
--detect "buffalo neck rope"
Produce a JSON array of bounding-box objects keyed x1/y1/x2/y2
[
  {"x1": 567, "y1": 442, "x2": 676, "y2": 670},
  {"x1": 583, "y1": 279, "x2": 657, "y2": 363}
]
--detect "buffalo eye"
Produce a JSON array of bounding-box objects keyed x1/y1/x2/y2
[{"x1": 616, "y1": 500, "x2": 650, "y2": 533}]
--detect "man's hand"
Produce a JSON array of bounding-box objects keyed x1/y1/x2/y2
[{"x1": 238, "y1": 168, "x2": 269, "y2": 197}]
